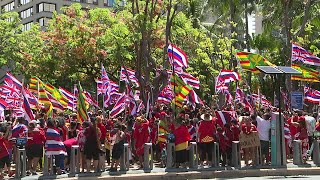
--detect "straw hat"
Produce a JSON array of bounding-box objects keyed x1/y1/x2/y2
[{"x1": 200, "y1": 113, "x2": 212, "y2": 121}]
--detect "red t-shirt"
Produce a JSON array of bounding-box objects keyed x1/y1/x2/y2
[
  {"x1": 173, "y1": 125, "x2": 190, "y2": 146},
  {"x1": 224, "y1": 128, "x2": 233, "y2": 147},
  {"x1": 133, "y1": 122, "x2": 150, "y2": 156},
  {"x1": 288, "y1": 116, "x2": 299, "y2": 138},
  {"x1": 150, "y1": 125, "x2": 158, "y2": 144},
  {"x1": 0, "y1": 137, "x2": 9, "y2": 159},
  {"x1": 97, "y1": 123, "x2": 107, "y2": 142},
  {"x1": 198, "y1": 120, "x2": 216, "y2": 143},
  {"x1": 241, "y1": 124, "x2": 257, "y2": 134},
  {"x1": 27, "y1": 128, "x2": 46, "y2": 145}
]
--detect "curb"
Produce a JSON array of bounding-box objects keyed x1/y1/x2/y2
[{"x1": 51, "y1": 168, "x2": 320, "y2": 180}]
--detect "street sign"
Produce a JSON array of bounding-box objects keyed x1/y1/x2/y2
[{"x1": 291, "y1": 91, "x2": 304, "y2": 110}]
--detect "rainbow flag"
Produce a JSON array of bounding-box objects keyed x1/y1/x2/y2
[
  {"x1": 77, "y1": 82, "x2": 89, "y2": 122},
  {"x1": 236, "y1": 52, "x2": 275, "y2": 73},
  {"x1": 170, "y1": 74, "x2": 193, "y2": 107},
  {"x1": 291, "y1": 63, "x2": 320, "y2": 82}
]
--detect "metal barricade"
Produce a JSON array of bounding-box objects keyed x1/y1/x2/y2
[
  {"x1": 143, "y1": 143, "x2": 153, "y2": 170},
  {"x1": 313, "y1": 140, "x2": 320, "y2": 165},
  {"x1": 70, "y1": 145, "x2": 80, "y2": 174},
  {"x1": 15, "y1": 148, "x2": 27, "y2": 178},
  {"x1": 166, "y1": 143, "x2": 175, "y2": 169},
  {"x1": 293, "y1": 140, "x2": 302, "y2": 165},
  {"x1": 212, "y1": 142, "x2": 220, "y2": 167},
  {"x1": 189, "y1": 142, "x2": 198, "y2": 169},
  {"x1": 43, "y1": 155, "x2": 54, "y2": 176},
  {"x1": 120, "y1": 143, "x2": 129, "y2": 171},
  {"x1": 231, "y1": 141, "x2": 241, "y2": 167}
]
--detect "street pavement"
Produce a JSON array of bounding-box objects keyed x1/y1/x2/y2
[{"x1": 5, "y1": 160, "x2": 320, "y2": 180}]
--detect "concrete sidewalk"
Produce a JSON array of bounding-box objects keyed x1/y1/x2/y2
[{"x1": 13, "y1": 162, "x2": 320, "y2": 180}]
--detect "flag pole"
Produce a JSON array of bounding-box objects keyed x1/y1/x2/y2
[{"x1": 171, "y1": 45, "x2": 176, "y2": 121}]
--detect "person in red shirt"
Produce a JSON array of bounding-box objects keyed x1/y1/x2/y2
[
  {"x1": 231, "y1": 120, "x2": 240, "y2": 141},
  {"x1": 241, "y1": 116, "x2": 258, "y2": 166},
  {"x1": 26, "y1": 121, "x2": 46, "y2": 175},
  {"x1": 197, "y1": 113, "x2": 216, "y2": 166},
  {"x1": 287, "y1": 112, "x2": 299, "y2": 140},
  {"x1": 133, "y1": 116, "x2": 150, "y2": 169},
  {"x1": 96, "y1": 116, "x2": 107, "y2": 144},
  {"x1": 0, "y1": 131, "x2": 14, "y2": 179},
  {"x1": 217, "y1": 127, "x2": 227, "y2": 166},
  {"x1": 173, "y1": 118, "x2": 191, "y2": 168}
]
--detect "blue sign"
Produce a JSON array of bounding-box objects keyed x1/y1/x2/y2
[{"x1": 291, "y1": 91, "x2": 304, "y2": 110}]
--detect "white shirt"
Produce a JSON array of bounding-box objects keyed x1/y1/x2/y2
[
  {"x1": 305, "y1": 115, "x2": 316, "y2": 136},
  {"x1": 256, "y1": 116, "x2": 271, "y2": 141}
]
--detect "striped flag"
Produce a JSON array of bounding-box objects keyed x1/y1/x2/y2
[
  {"x1": 157, "y1": 85, "x2": 173, "y2": 104},
  {"x1": 45, "y1": 128, "x2": 67, "y2": 156},
  {"x1": 236, "y1": 51, "x2": 275, "y2": 73},
  {"x1": 189, "y1": 90, "x2": 203, "y2": 105},
  {"x1": 5, "y1": 72, "x2": 22, "y2": 89},
  {"x1": 59, "y1": 87, "x2": 77, "y2": 110},
  {"x1": 235, "y1": 86, "x2": 245, "y2": 103},
  {"x1": 110, "y1": 92, "x2": 127, "y2": 118},
  {"x1": 29, "y1": 77, "x2": 53, "y2": 116},
  {"x1": 0, "y1": 99, "x2": 8, "y2": 110},
  {"x1": 120, "y1": 67, "x2": 140, "y2": 87},
  {"x1": 170, "y1": 74, "x2": 193, "y2": 107},
  {"x1": 304, "y1": 87, "x2": 320, "y2": 103},
  {"x1": 292, "y1": 43, "x2": 320, "y2": 66},
  {"x1": 215, "y1": 70, "x2": 240, "y2": 93},
  {"x1": 77, "y1": 82, "x2": 89, "y2": 122},
  {"x1": 291, "y1": 63, "x2": 320, "y2": 82},
  {"x1": 22, "y1": 87, "x2": 35, "y2": 121},
  {"x1": 215, "y1": 111, "x2": 235, "y2": 128},
  {"x1": 178, "y1": 71, "x2": 200, "y2": 89},
  {"x1": 45, "y1": 83, "x2": 68, "y2": 108},
  {"x1": 167, "y1": 44, "x2": 188, "y2": 68}
]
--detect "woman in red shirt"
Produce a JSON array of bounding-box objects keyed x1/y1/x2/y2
[
  {"x1": 197, "y1": 113, "x2": 216, "y2": 166},
  {"x1": 26, "y1": 121, "x2": 46, "y2": 175},
  {"x1": 133, "y1": 116, "x2": 150, "y2": 169},
  {"x1": 241, "y1": 116, "x2": 258, "y2": 166},
  {"x1": 173, "y1": 118, "x2": 191, "y2": 168}
]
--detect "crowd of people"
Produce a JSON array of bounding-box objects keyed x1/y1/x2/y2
[{"x1": 0, "y1": 102, "x2": 319, "y2": 179}]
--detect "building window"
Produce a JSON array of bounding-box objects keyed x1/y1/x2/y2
[
  {"x1": 22, "y1": 22, "x2": 32, "y2": 31},
  {"x1": 19, "y1": 0, "x2": 32, "y2": 5},
  {"x1": 38, "y1": 17, "x2": 50, "y2": 27},
  {"x1": 38, "y1": 3, "x2": 56, "y2": 13},
  {"x1": 104, "y1": 0, "x2": 114, "y2": 7},
  {"x1": 20, "y1": 8, "x2": 33, "y2": 19},
  {"x1": 87, "y1": 0, "x2": 98, "y2": 4},
  {"x1": 2, "y1": 2, "x2": 15, "y2": 12}
]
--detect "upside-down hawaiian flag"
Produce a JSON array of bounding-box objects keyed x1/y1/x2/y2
[
  {"x1": 5, "y1": 72, "x2": 22, "y2": 89},
  {"x1": 215, "y1": 70, "x2": 241, "y2": 94},
  {"x1": 167, "y1": 44, "x2": 188, "y2": 68},
  {"x1": 110, "y1": 93, "x2": 127, "y2": 118},
  {"x1": 21, "y1": 87, "x2": 35, "y2": 121},
  {"x1": 292, "y1": 43, "x2": 320, "y2": 67}
]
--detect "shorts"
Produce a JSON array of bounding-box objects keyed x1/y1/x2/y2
[
  {"x1": 112, "y1": 142, "x2": 124, "y2": 160},
  {"x1": 260, "y1": 140, "x2": 269, "y2": 157},
  {"x1": 0, "y1": 156, "x2": 10, "y2": 169},
  {"x1": 26, "y1": 144, "x2": 44, "y2": 159},
  {"x1": 84, "y1": 146, "x2": 99, "y2": 160}
]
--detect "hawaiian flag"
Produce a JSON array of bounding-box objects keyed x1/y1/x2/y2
[
  {"x1": 5, "y1": 72, "x2": 22, "y2": 89},
  {"x1": 167, "y1": 44, "x2": 188, "y2": 68},
  {"x1": 235, "y1": 86, "x2": 245, "y2": 103},
  {"x1": 59, "y1": 87, "x2": 77, "y2": 110},
  {"x1": 0, "y1": 99, "x2": 8, "y2": 110},
  {"x1": 84, "y1": 91, "x2": 99, "y2": 108},
  {"x1": 157, "y1": 85, "x2": 173, "y2": 104},
  {"x1": 224, "y1": 90, "x2": 234, "y2": 105},
  {"x1": 215, "y1": 70, "x2": 240, "y2": 94},
  {"x1": 120, "y1": 67, "x2": 140, "y2": 87},
  {"x1": 110, "y1": 93, "x2": 127, "y2": 118},
  {"x1": 292, "y1": 43, "x2": 320, "y2": 67},
  {"x1": 21, "y1": 87, "x2": 35, "y2": 121},
  {"x1": 215, "y1": 111, "x2": 235, "y2": 128},
  {"x1": 304, "y1": 87, "x2": 320, "y2": 103},
  {"x1": 189, "y1": 90, "x2": 203, "y2": 105},
  {"x1": 178, "y1": 72, "x2": 200, "y2": 89},
  {"x1": 12, "y1": 123, "x2": 28, "y2": 138},
  {"x1": 136, "y1": 101, "x2": 145, "y2": 114}
]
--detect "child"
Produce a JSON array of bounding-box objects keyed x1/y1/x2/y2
[
  {"x1": 109, "y1": 125, "x2": 125, "y2": 172},
  {"x1": 0, "y1": 132, "x2": 13, "y2": 179}
]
